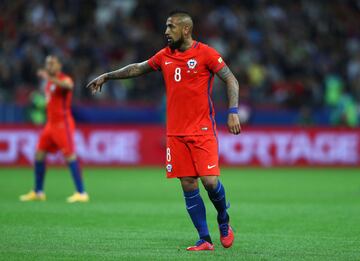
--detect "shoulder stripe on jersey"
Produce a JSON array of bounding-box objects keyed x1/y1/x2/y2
[
  {"x1": 193, "y1": 41, "x2": 199, "y2": 48},
  {"x1": 207, "y1": 72, "x2": 218, "y2": 145}
]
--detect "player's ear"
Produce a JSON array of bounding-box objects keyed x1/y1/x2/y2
[{"x1": 183, "y1": 25, "x2": 190, "y2": 36}]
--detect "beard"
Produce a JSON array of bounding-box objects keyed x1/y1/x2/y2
[
  {"x1": 168, "y1": 35, "x2": 184, "y2": 50},
  {"x1": 47, "y1": 70, "x2": 57, "y2": 76}
]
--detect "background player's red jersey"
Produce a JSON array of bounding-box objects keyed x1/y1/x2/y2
[
  {"x1": 44, "y1": 72, "x2": 74, "y2": 123},
  {"x1": 38, "y1": 72, "x2": 75, "y2": 156},
  {"x1": 148, "y1": 41, "x2": 226, "y2": 136}
]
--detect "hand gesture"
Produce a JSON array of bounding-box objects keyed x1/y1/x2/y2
[
  {"x1": 86, "y1": 74, "x2": 106, "y2": 95},
  {"x1": 37, "y1": 69, "x2": 49, "y2": 80},
  {"x1": 227, "y1": 113, "x2": 241, "y2": 135}
]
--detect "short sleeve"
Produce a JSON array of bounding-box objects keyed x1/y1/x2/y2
[
  {"x1": 65, "y1": 76, "x2": 74, "y2": 85},
  {"x1": 205, "y1": 47, "x2": 226, "y2": 73},
  {"x1": 148, "y1": 50, "x2": 164, "y2": 71},
  {"x1": 59, "y1": 74, "x2": 74, "y2": 86}
]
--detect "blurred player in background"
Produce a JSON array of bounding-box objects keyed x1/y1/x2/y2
[
  {"x1": 87, "y1": 11, "x2": 240, "y2": 250},
  {"x1": 20, "y1": 55, "x2": 89, "y2": 203}
]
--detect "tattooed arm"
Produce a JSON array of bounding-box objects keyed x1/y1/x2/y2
[
  {"x1": 216, "y1": 65, "x2": 241, "y2": 135},
  {"x1": 86, "y1": 61, "x2": 153, "y2": 94},
  {"x1": 216, "y1": 65, "x2": 239, "y2": 109}
]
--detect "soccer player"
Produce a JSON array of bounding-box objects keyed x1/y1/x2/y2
[
  {"x1": 86, "y1": 11, "x2": 240, "y2": 250},
  {"x1": 20, "y1": 55, "x2": 89, "y2": 203}
]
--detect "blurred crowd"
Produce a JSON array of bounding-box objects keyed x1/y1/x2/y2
[{"x1": 0, "y1": 0, "x2": 360, "y2": 125}]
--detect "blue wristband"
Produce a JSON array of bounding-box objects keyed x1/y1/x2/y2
[{"x1": 228, "y1": 107, "x2": 238, "y2": 114}]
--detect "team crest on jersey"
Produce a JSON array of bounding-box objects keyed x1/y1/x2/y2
[
  {"x1": 166, "y1": 164, "x2": 172, "y2": 172},
  {"x1": 187, "y1": 59, "x2": 197, "y2": 69},
  {"x1": 50, "y1": 84, "x2": 56, "y2": 92}
]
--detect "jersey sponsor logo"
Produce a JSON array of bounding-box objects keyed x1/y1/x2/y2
[
  {"x1": 207, "y1": 164, "x2": 217, "y2": 169},
  {"x1": 165, "y1": 61, "x2": 173, "y2": 65},
  {"x1": 187, "y1": 59, "x2": 197, "y2": 69},
  {"x1": 201, "y1": 127, "x2": 208, "y2": 131},
  {"x1": 166, "y1": 163, "x2": 173, "y2": 172}
]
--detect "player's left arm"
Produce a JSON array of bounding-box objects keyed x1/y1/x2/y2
[
  {"x1": 216, "y1": 65, "x2": 241, "y2": 135},
  {"x1": 37, "y1": 70, "x2": 74, "y2": 90},
  {"x1": 48, "y1": 76, "x2": 74, "y2": 90}
]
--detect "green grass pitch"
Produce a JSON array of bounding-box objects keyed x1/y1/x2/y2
[{"x1": 0, "y1": 167, "x2": 360, "y2": 260}]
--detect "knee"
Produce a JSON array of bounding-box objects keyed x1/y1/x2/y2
[
  {"x1": 35, "y1": 151, "x2": 46, "y2": 161},
  {"x1": 65, "y1": 154, "x2": 77, "y2": 162},
  {"x1": 180, "y1": 177, "x2": 198, "y2": 192},
  {"x1": 201, "y1": 177, "x2": 218, "y2": 191}
]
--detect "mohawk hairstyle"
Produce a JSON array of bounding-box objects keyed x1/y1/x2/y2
[
  {"x1": 46, "y1": 54, "x2": 62, "y2": 64},
  {"x1": 168, "y1": 10, "x2": 192, "y2": 19}
]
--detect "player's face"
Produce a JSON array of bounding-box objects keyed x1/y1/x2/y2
[
  {"x1": 45, "y1": 57, "x2": 61, "y2": 76},
  {"x1": 165, "y1": 17, "x2": 184, "y2": 50}
]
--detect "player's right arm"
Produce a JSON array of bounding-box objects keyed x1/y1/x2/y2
[{"x1": 86, "y1": 61, "x2": 153, "y2": 94}]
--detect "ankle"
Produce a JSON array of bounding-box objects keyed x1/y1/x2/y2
[
  {"x1": 200, "y1": 235, "x2": 212, "y2": 244},
  {"x1": 217, "y1": 212, "x2": 229, "y2": 225}
]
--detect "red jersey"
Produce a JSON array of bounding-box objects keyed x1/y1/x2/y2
[
  {"x1": 148, "y1": 41, "x2": 226, "y2": 136},
  {"x1": 44, "y1": 72, "x2": 74, "y2": 123}
]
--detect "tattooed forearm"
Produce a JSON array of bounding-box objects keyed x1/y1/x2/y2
[
  {"x1": 216, "y1": 66, "x2": 232, "y2": 80},
  {"x1": 104, "y1": 61, "x2": 153, "y2": 80},
  {"x1": 227, "y1": 81, "x2": 239, "y2": 108},
  {"x1": 216, "y1": 66, "x2": 239, "y2": 108}
]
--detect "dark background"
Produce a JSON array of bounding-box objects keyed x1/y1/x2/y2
[{"x1": 0, "y1": 0, "x2": 359, "y2": 125}]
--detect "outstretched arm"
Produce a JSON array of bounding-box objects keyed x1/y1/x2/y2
[
  {"x1": 216, "y1": 65, "x2": 241, "y2": 135},
  {"x1": 86, "y1": 61, "x2": 153, "y2": 94}
]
